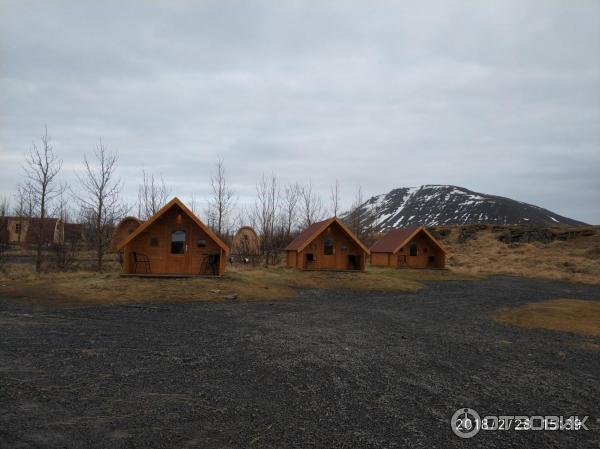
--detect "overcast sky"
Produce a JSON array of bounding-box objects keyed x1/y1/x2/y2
[{"x1": 1, "y1": 0, "x2": 599, "y2": 223}]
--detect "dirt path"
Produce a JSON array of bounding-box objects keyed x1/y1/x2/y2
[{"x1": 1, "y1": 276, "x2": 599, "y2": 448}]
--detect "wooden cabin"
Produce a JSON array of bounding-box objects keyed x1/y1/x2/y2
[
  {"x1": 112, "y1": 198, "x2": 229, "y2": 276},
  {"x1": 231, "y1": 226, "x2": 261, "y2": 257},
  {"x1": 285, "y1": 217, "x2": 370, "y2": 271},
  {"x1": 369, "y1": 226, "x2": 446, "y2": 269},
  {"x1": 0, "y1": 216, "x2": 83, "y2": 246},
  {"x1": 109, "y1": 217, "x2": 141, "y2": 253}
]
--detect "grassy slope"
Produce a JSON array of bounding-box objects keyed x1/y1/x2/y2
[{"x1": 440, "y1": 226, "x2": 600, "y2": 284}]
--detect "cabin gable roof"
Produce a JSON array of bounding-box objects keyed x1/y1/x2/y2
[
  {"x1": 369, "y1": 226, "x2": 447, "y2": 254},
  {"x1": 285, "y1": 216, "x2": 370, "y2": 254},
  {"x1": 114, "y1": 197, "x2": 229, "y2": 253}
]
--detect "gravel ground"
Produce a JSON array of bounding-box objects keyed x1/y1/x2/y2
[{"x1": 1, "y1": 276, "x2": 599, "y2": 449}]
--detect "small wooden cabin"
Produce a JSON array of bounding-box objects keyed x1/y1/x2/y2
[
  {"x1": 369, "y1": 226, "x2": 446, "y2": 269},
  {"x1": 285, "y1": 217, "x2": 370, "y2": 271},
  {"x1": 231, "y1": 226, "x2": 261, "y2": 257},
  {"x1": 0, "y1": 216, "x2": 83, "y2": 246},
  {"x1": 109, "y1": 217, "x2": 141, "y2": 253},
  {"x1": 113, "y1": 198, "x2": 229, "y2": 276}
]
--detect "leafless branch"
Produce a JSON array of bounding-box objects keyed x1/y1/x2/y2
[
  {"x1": 208, "y1": 156, "x2": 235, "y2": 238},
  {"x1": 73, "y1": 139, "x2": 126, "y2": 271},
  {"x1": 22, "y1": 126, "x2": 63, "y2": 272}
]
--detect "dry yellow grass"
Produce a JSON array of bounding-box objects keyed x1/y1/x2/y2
[
  {"x1": 0, "y1": 265, "x2": 473, "y2": 305},
  {"x1": 441, "y1": 226, "x2": 600, "y2": 284},
  {"x1": 493, "y1": 299, "x2": 600, "y2": 337}
]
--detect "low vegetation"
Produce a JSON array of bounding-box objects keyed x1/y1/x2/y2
[
  {"x1": 1, "y1": 224, "x2": 598, "y2": 304},
  {"x1": 437, "y1": 225, "x2": 600, "y2": 284},
  {"x1": 0, "y1": 264, "x2": 473, "y2": 305},
  {"x1": 493, "y1": 298, "x2": 600, "y2": 337}
]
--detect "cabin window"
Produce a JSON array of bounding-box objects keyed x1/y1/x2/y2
[
  {"x1": 409, "y1": 241, "x2": 418, "y2": 256},
  {"x1": 197, "y1": 239, "x2": 207, "y2": 248},
  {"x1": 15, "y1": 223, "x2": 21, "y2": 234},
  {"x1": 149, "y1": 237, "x2": 159, "y2": 247},
  {"x1": 341, "y1": 245, "x2": 348, "y2": 252},
  {"x1": 306, "y1": 253, "x2": 315, "y2": 261},
  {"x1": 324, "y1": 237, "x2": 334, "y2": 255},
  {"x1": 171, "y1": 230, "x2": 186, "y2": 254}
]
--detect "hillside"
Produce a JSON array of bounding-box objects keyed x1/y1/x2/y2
[
  {"x1": 343, "y1": 185, "x2": 587, "y2": 231},
  {"x1": 432, "y1": 224, "x2": 600, "y2": 284}
]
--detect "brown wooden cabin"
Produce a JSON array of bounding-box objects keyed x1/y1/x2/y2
[
  {"x1": 109, "y1": 217, "x2": 141, "y2": 253},
  {"x1": 369, "y1": 226, "x2": 446, "y2": 269},
  {"x1": 0, "y1": 216, "x2": 84, "y2": 246},
  {"x1": 285, "y1": 216, "x2": 370, "y2": 271},
  {"x1": 231, "y1": 226, "x2": 260, "y2": 257},
  {"x1": 113, "y1": 198, "x2": 229, "y2": 276}
]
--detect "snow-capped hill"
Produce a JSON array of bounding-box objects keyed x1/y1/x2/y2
[{"x1": 342, "y1": 185, "x2": 587, "y2": 231}]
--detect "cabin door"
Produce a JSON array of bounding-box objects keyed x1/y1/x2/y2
[
  {"x1": 166, "y1": 227, "x2": 191, "y2": 274},
  {"x1": 321, "y1": 236, "x2": 336, "y2": 269}
]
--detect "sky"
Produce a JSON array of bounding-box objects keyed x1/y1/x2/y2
[{"x1": 1, "y1": 0, "x2": 599, "y2": 223}]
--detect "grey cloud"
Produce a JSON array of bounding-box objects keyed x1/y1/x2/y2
[{"x1": 1, "y1": 0, "x2": 599, "y2": 223}]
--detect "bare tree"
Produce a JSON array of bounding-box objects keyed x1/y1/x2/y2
[
  {"x1": 23, "y1": 127, "x2": 63, "y2": 272},
  {"x1": 349, "y1": 185, "x2": 366, "y2": 240},
  {"x1": 75, "y1": 140, "x2": 126, "y2": 271},
  {"x1": 137, "y1": 170, "x2": 171, "y2": 220},
  {"x1": 0, "y1": 195, "x2": 9, "y2": 266},
  {"x1": 329, "y1": 178, "x2": 341, "y2": 217},
  {"x1": 189, "y1": 192, "x2": 200, "y2": 216},
  {"x1": 0, "y1": 196, "x2": 9, "y2": 217},
  {"x1": 52, "y1": 187, "x2": 72, "y2": 223},
  {"x1": 208, "y1": 156, "x2": 235, "y2": 238},
  {"x1": 14, "y1": 183, "x2": 37, "y2": 219},
  {"x1": 282, "y1": 182, "x2": 300, "y2": 239},
  {"x1": 299, "y1": 182, "x2": 323, "y2": 228},
  {"x1": 52, "y1": 188, "x2": 80, "y2": 270},
  {"x1": 252, "y1": 173, "x2": 280, "y2": 265}
]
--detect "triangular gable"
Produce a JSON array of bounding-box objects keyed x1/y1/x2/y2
[
  {"x1": 389, "y1": 226, "x2": 447, "y2": 254},
  {"x1": 285, "y1": 216, "x2": 370, "y2": 255},
  {"x1": 115, "y1": 197, "x2": 230, "y2": 253}
]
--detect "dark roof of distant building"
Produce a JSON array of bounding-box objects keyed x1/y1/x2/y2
[{"x1": 370, "y1": 226, "x2": 446, "y2": 254}]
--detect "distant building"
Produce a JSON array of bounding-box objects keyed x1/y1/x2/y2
[
  {"x1": 369, "y1": 226, "x2": 446, "y2": 269},
  {"x1": 0, "y1": 216, "x2": 83, "y2": 246},
  {"x1": 231, "y1": 226, "x2": 260, "y2": 257},
  {"x1": 285, "y1": 216, "x2": 370, "y2": 271},
  {"x1": 109, "y1": 217, "x2": 142, "y2": 253}
]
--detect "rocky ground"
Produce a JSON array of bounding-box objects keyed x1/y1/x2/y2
[{"x1": 1, "y1": 276, "x2": 599, "y2": 448}]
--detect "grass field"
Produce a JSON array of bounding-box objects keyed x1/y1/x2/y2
[
  {"x1": 440, "y1": 226, "x2": 600, "y2": 284},
  {"x1": 0, "y1": 264, "x2": 474, "y2": 305},
  {"x1": 1, "y1": 224, "x2": 598, "y2": 304},
  {"x1": 493, "y1": 298, "x2": 600, "y2": 337}
]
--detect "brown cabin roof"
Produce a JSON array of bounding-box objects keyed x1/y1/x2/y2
[
  {"x1": 285, "y1": 217, "x2": 370, "y2": 254},
  {"x1": 370, "y1": 226, "x2": 447, "y2": 254},
  {"x1": 114, "y1": 197, "x2": 230, "y2": 253}
]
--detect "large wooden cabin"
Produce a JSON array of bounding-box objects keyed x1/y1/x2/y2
[
  {"x1": 369, "y1": 226, "x2": 446, "y2": 269},
  {"x1": 285, "y1": 217, "x2": 370, "y2": 271},
  {"x1": 112, "y1": 198, "x2": 229, "y2": 276}
]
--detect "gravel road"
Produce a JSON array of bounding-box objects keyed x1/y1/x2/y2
[{"x1": 1, "y1": 276, "x2": 599, "y2": 448}]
